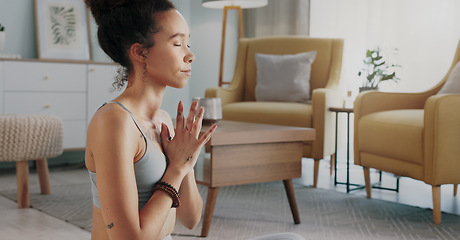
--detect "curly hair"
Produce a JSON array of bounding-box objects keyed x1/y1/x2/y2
[{"x1": 84, "y1": 0, "x2": 176, "y2": 90}]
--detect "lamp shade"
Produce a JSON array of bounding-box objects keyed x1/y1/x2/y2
[{"x1": 202, "y1": 0, "x2": 268, "y2": 9}]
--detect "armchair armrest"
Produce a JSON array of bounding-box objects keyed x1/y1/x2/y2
[
  {"x1": 424, "y1": 94, "x2": 460, "y2": 185},
  {"x1": 204, "y1": 85, "x2": 243, "y2": 106},
  {"x1": 204, "y1": 87, "x2": 218, "y2": 98},
  {"x1": 311, "y1": 87, "x2": 342, "y2": 159},
  {"x1": 354, "y1": 91, "x2": 432, "y2": 120}
]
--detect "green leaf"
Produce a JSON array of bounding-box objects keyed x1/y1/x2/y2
[
  {"x1": 366, "y1": 50, "x2": 373, "y2": 58},
  {"x1": 381, "y1": 72, "x2": 396, "y2": 81}
]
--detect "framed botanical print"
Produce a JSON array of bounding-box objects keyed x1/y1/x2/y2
[{"x1": 34, "y1": 0, "x2": 91, "y2": 60}]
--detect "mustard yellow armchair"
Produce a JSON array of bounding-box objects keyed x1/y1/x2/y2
[
  {"x1": 354, "y1": 40, "x2": 460, "y2": 224},
  {"x1": 205, "y1": 37, "x2": 344, "y2": 187}
]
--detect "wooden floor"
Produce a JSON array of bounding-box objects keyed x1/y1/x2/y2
[
  {"x1": 0, "y1": 166, "x2": 91, "y2": 240},
  {"x1": 0, "y1": 156, "x2": 458, "y2": 240}
]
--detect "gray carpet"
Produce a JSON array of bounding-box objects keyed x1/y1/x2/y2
[{"x1": 1, "y1": 181, "x2": 460, "y2": 240}]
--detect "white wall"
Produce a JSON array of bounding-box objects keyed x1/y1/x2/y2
[
  {"x1": 189, "y1": 1, "x2": 239, "y2": 99},
  {"x1": 0, "y1": 0, "x2": 37, "y2": 59},
  {"x1": 311, "y1": 0, "x2": 460, "y2": 99}
]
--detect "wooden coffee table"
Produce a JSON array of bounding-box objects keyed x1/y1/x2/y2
[{"x1": 195, "y1": 120, "x2": 315, "y2": 237}]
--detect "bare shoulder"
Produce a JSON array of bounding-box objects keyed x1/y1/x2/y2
[
  {"x1": 86, "y1": 104, "x2": 141, "y2": 171},
  {"x1": 87, "y1": 103, "x2": 134, "y2": 138}
]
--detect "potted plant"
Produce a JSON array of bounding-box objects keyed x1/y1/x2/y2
[
  {"x1": 358, "y1": 47, "x2": 401, "y2": 92},
  {"x1": 0, "y1": 23, "x2": 5, "y2": 51}
]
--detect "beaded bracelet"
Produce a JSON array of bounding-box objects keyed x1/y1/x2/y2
[{"x1": 152, "y1": 181, "x2": 181, "y2": 208}]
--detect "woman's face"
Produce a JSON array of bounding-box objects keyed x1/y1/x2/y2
[{"x1": 144, "y1": 10, "x2": 195, "y2": 89}]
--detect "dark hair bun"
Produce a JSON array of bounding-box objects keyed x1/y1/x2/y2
[
  {"x1": 84, "y1": 0, "x2": 176, "y2": 89},
  {"x1": 84, "y1": 0, "x2": 131, "y2": 25}
]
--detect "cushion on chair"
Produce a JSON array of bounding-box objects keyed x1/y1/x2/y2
[
  {"x1": 222, "y1": 101, "x2": 313, "y2": 128},
  {"x1": 254, "y1": 51, "x2": 316, "y2": 103},
  {"x1": 243, "y1": 38, "x2": 336, "y2": 102},
  {"x1": 437, "y1": 61, "x2": 460, "y2": 94},
  {"x1": 358, "y1": 109, "x2": 424, "y2": 166}
]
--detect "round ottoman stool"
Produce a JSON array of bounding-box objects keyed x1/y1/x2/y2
[{"x1": 0, "y1": 114, "x2": 63, "y2": 208}]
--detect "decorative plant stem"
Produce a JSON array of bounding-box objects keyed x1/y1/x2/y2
[{"x1": 358, "y1": 47, "x2": 401, "y2": 88}]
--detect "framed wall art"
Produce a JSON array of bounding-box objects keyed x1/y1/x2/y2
[{"x1": 34, "y1": 0, "x2": 91, "y2": 60}]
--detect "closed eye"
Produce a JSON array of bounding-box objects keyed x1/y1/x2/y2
[{"x1": 174, "y1": 43, "x2": 191, "y2": 49}]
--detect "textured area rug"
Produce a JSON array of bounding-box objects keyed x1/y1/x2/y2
[
  {"x1": 0, "y1": 183, "x2": 93, "y2": 231},
  {"x1": 1, "y1": 181, "x2": 460, "y2": 240}
]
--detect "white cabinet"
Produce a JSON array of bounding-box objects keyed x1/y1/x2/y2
[
  {"x1": 0, "y1": 60, "x2": 117, "y2": 149},
  {"x1": 4, "y1": 92, "x2": 86, "y2": 119},
  {"x1": 4, "y1": 61, "x2": 86, "y2": 92},
  {"x1": 87, "y1": 64, "x2": 123, "y2": 124}
]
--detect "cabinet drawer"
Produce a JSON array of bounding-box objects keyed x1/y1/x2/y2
[
  {"x1": 4, "y1": 61, "x2": 86, "y2": 91},
  {"x1": 63, "y1": 120, "x2": 86, "y2": 149},
  {"x1": 4, "y1": 92, "x2": 86, "y2": 120}
]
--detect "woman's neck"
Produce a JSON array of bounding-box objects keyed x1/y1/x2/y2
[{"x1": 115, "y1": 77, "x2": 166, "y2": 121}]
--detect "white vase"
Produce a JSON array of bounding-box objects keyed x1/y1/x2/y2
[{"x1": 0, "y1": 32, "x2": 5, "y2": 51}]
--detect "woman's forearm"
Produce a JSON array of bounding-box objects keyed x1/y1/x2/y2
[{"x1": 176, "y1": 169, "x2": 203, "y2": 229}]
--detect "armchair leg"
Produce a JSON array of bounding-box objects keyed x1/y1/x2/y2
[
  {"x1": 432, "y1": 185, "x2": 441, "y2": 224},
  {"x1": 363, "y1": 167, "x2": 371, "y2": 199},
  {"x1": 454, "y1": 184, "x2": 458, "y2": 196},
  {"x1": 313, "y1": 159, "x2": 320, "y2": 188}
]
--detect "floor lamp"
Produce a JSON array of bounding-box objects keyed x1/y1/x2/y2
[{"x1": 202, "y1": 0, "x2": 268, "y2": 87}]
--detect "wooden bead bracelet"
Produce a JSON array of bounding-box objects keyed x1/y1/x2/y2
[{"x1": 152, "y1": 181, "x2": 181, "y2": 208}]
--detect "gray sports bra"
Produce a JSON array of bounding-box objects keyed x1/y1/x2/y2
[{"x1": 89, "y1": 101, "x2": 167, "y2": 210}]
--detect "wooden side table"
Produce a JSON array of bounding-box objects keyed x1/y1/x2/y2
[{"x1": 196, "y1": 121, "x2": 315, "y2": 237}]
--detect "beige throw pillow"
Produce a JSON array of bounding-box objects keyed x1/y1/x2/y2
[
  {"x1": 438, "y1": 61, "x2": 460, "y2": 94},
  {"x1": 255, "y1": 51, "x2": 316, "y2": 103}
]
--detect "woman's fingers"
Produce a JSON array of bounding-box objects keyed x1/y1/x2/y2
[
  {"x1": 191, "y1": 107, "x2": 204, "y2": 137},
  {"x1": 160, "y1": 123, "x2": 171, "y2": 146},
  {"x1": 185, "y1": 101, "x2": 198, "y2": 131},
  {"x1": 176, "y1": 101, "x2": 185, "y2": 132},
  {"x1": 199, "y1": 123, "x2": 217, "y2": 145}
]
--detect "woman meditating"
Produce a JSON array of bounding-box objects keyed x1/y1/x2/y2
[{"x1": 84, "y1": 1, "x2": 304, "y2": 239}]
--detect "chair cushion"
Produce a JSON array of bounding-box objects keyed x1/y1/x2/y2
[
  {"x1": 438, "y1": 60, "x2": 460, "y2": 94},
  {"x1": 254, "y1": 51, "x2": 316, "y2": 103},
  {"x1": 243, "y1": 37, "x2": 338, "y2": 101},
  {"x1": 358, "y1": 109, "x2": 424, "y2": 165},
  {"x1": 222, "y1": 101, "x2": 312, "y2": 128}
]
